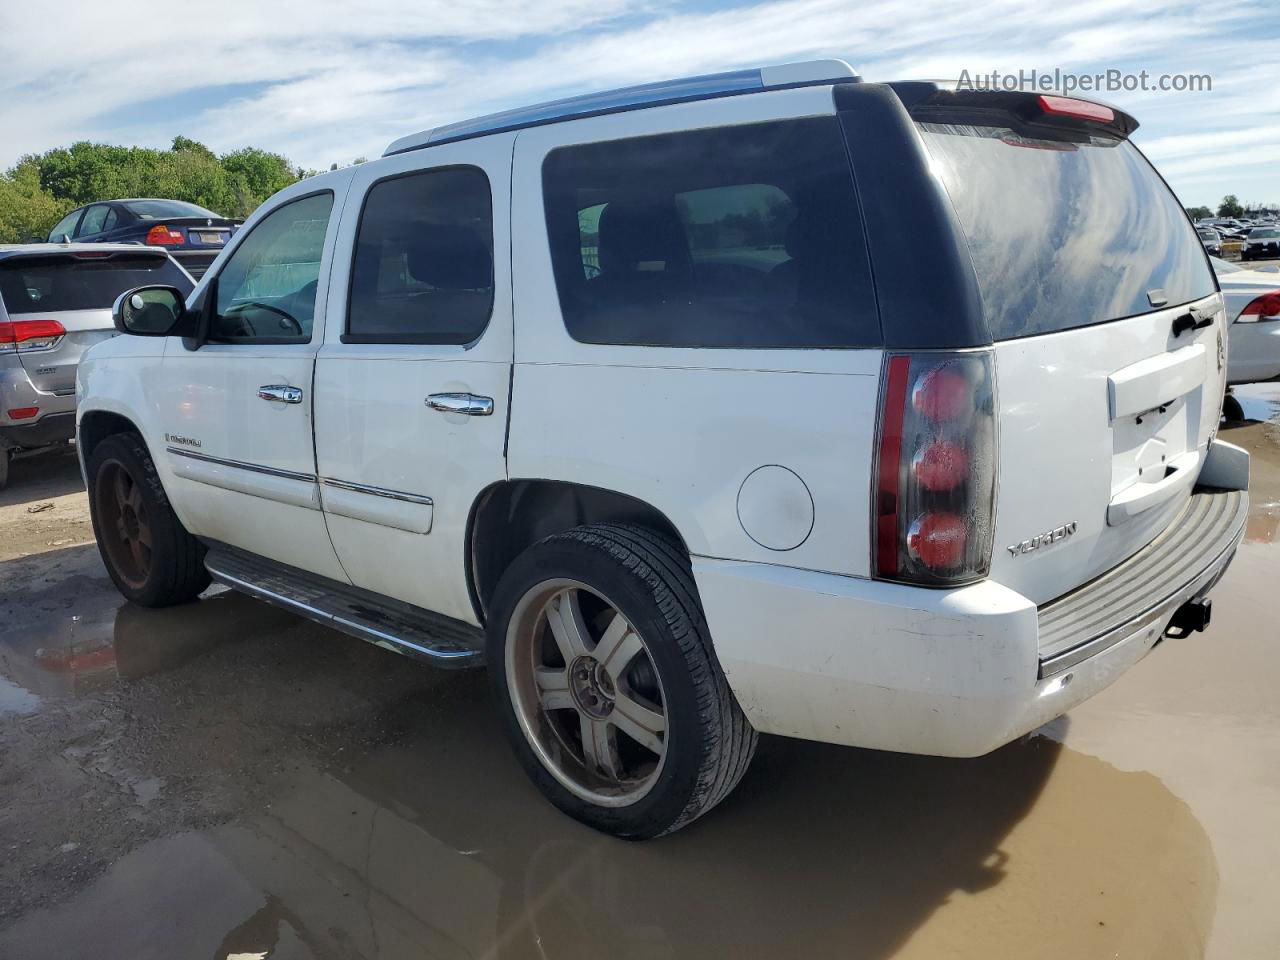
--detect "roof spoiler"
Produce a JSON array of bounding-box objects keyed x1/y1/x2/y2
[{"x1": 889, "y1": 81, "x2": 1139, "y2": 139}]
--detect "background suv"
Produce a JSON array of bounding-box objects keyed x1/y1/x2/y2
[
  {"x1": 46, "y1": 198, "x2": 241, "y2": 279},
  {"x1": 0, "y1": 244, "x2": 192, "y2": 488}
]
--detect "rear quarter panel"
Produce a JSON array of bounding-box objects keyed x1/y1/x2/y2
[{"x1": 508, "y1": 88, "x2": 882, "y2": 576}]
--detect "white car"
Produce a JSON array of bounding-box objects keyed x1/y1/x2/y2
[
  {"x1": 1211, "y1": 256, "x2": 1280, "y2": 385},
  {"x1": 76, "y1": 61, "x2": 1249, "y2": 838}
]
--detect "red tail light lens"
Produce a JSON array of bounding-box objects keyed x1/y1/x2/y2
[
  {"x1": 911, "y1": 367, "x2": 970, "y2": 422},
  {"x1": 7, "y1": 407, "x2": 39, "y2": 420},
  {"x1": 911, "y1": 440, "x2": 969, "y2": 491},
  {"x1": 1240, "y1": 292, "x2": 1280, "y2": 320},
  {"x1": 0, "y1": 319, "x2": 66, "y2": 353},
  {"x1": 145, "y1": 224, "x2": 184, "y2": 246},
  {"x1": 907, "y1": 512, "x2": 967, "y2": 569},
  {"x1": 874, "y1": 352, "x2": 997, "y2": 585}
]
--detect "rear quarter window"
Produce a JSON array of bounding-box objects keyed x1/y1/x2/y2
[
  {"x1": 541, "y1": 117, "x2": 879, "y2": 349},
  {"x1": 0, "y1": 255, "x2": 193, "y2": 314},
  {"x1": 917, "y1": 122, "x2": 1216, "y2": 339}
]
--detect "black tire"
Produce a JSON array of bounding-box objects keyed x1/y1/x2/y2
[
  {"x1": 1222, "y1": 393, "x2": 1245, "y2": 422},
  {"x1": 87, "y1": 432, "x2": 209, "y2": 606},
  {"x1": 0, "y1": 449, "x2": 9, "y2": 491},
  {"x1": 487, "y1": 522, "x2": 757, "y2": 839}
]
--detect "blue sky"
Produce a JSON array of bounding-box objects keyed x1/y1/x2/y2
[{"x1": 1, "y1": 0, "x2": 1277, "y2": 208}]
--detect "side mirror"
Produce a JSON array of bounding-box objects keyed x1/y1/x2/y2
[{"x1": 112, "y1": 285, "x2": 197, "y2": 337}]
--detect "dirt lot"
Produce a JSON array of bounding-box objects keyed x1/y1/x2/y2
[{"x1": 1, "y1": 392, "x2": 1278, "y2": 960}]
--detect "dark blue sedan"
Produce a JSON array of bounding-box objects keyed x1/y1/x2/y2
[{"x1": 46, "y1": 198, "x2": 242, "y2": 279}]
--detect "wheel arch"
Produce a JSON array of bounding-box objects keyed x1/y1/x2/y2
[
  {"x1": 78, "y1": 409, "x2": 144, "y2": 459},
  {"x1": 467, "y1": 479, "x2": 689, "y2": 624}
]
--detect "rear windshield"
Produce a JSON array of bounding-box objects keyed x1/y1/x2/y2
[
  {"x1": 126, "y1": 200, "x2": 219, "y2": 220},
  {"x1": 916, "y1": 122, "x2": 1216, "y2": 339},
  {"x1": 0, "y1": 255, "x2": 193, "y2": 314},
  {"x1": 1251, "y1": 228, "x2": 1278, "y2": 238}
]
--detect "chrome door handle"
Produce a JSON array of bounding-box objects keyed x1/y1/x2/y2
[
  {"x1": 426, "y1": 392, "x2": 494, "y2": 416},
  {"x1": 258, "y1": 385, "x2": 304, "y2": 404}
]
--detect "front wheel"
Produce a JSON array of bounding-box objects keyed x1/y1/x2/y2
[
  {"x1": 87, "y1": 432, "x2": 210, "y2": 606},
  {"x1": 487, "y1": 523, "x2": 757, "y2": 839}
]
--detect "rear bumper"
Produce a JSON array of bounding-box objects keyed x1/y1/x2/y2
[
  {"x1": 695, "y1": 485, "x2": 1248, "y2": 758},
  {"x1": 0, "y1": 365, "x2": 76, "y2": 448}
]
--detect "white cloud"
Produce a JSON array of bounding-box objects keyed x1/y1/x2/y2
[{"x1": 1, "y1": 0, "x2": 1275, "y2": 205}]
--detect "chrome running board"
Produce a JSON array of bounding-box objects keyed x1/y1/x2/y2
[{"x1": 203, "y1": 543, "x2": 484, "y2": 668}]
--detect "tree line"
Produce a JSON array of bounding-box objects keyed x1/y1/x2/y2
[
  {"x1": 1185, "y1": 195, "x2": 1278, "y2": 221},
  {"x1": 0, "y1": 137, "x2": 314, "y2": 243}
]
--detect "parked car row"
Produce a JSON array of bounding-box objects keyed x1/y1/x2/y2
[{"x1": 46, "y1": 198, "x2": 241, "y2": 279}]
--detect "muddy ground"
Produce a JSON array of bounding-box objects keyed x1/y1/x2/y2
[{"x1": 1, "y1": 389, "x2": 1278, "y2": 960}]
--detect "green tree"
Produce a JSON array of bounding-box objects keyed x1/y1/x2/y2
[
  {"x1": 0, "y1": 137, "x2": 309, "y2": 242},
  {"x1": 220, "y1": 147, "x2": 297, "y2": 217},
  {"x1": 1185, "y1": 205, "x2": 1212, "y2": 221},
  {"x1": 1217, "y1": 194, "x2": 1243, "y2": 218},
  {"x1": 0, "y1": 158, "x2": 63, "y2": 242}
]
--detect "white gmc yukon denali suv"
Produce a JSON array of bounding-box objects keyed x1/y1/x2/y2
[{"x1": 77, "y1": 61, "x2": 1250, "y2": 838}]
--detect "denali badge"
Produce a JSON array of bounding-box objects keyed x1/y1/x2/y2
[
  {"x1": 165, "y1": 432, "x2": 202, "y2": 449},
  {"x1": 1007, "y1": 521, "x2": 1077, "y2": 557}
]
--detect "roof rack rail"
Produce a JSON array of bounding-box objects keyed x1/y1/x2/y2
[{"x1": 383, "y1": 59, "x2": 860, "y2": 157}]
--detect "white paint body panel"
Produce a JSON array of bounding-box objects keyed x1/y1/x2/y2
[
  {"x1": 986, "y1": 294, "x2": 1224, "y2": 605},
  {"x1": 312, "y1": 135, "x2": 515, "y2": 625},
  {"x1": 151, "y1": 173, "x2": 356, "y2": 582},
  {"x1": 508, "y1": 87, "x2": 880, "y2": 577}
]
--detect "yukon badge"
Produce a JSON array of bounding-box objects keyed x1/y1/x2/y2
[{"x1": 1008, "y1": 521, "x2": 1077, "y2": 558}]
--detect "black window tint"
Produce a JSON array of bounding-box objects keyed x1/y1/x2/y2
[
  {"x1": 542, "y1": 118, "x2": 879, "y2": 348},
  {"x1": 0, "y1": 255, "x2": 193, "y2": 314},
  {"x1": 916, "y1": 123, "x2": 1217, "y2": 340},
  {"x1": 211, "y1": 192, "x2": 333, "y2": 343},
  {"x1": 346, "y1": 167, "x2": 494, "y2": 344},
  {"x1": 102, "y1": 207, "x2": 119, "y2": 233},
  {"x1": 76, "y1": 205, "x2": 110, "y2": 237}
]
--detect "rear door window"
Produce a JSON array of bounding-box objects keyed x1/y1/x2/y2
[
  {"x1": 346, "y1": 166, "x2": 494, "y2": 344},
  {"x1": 0, "y1": 255, "x2": 193, "y2": 314},
  {"x1": 75, "y1": 204, "x2": 110, "y2": 237},
  {"x1": 542, "y1": 117, "x2": 879, "y2": 348},
  {"x1": 916, "y1": 122, "x2": 1216, "y2": 339}
]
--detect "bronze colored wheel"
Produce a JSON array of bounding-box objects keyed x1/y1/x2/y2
[
  {"x1": 94, "y1": 459, "x2": 153, "y2": 591},
  {"x1": 87, "y1": 432, "x2": 209, "y2": 607}
]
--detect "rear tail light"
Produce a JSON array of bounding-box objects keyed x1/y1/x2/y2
[
  {"x1": 0, "y1": 318, "x2": 66, "y2": 353},
  {"x1": 7, "y1": 407, "x2": 39, "y2": 420},
  {"x1": 874, "y1": 352, "x2": 997, "y2": 586},
  {"x1": 1240, "y1": 292, "x2": 1280, "y2": 320},
  {"x1": 145, "y1": 224, "x2": 184, "y2": 246}
]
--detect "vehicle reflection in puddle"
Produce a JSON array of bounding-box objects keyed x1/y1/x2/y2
[
  {"x1": 0, "y1": 589, "x2": 297, "y2": 703},
  {"x1": 0, "y1": 678, "x2": 1218, "y2": 960}
]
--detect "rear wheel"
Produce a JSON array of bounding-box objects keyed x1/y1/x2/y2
[
  {"x1": 0, "y1": 449, "x2": 9, "y2": 491},
  {"x1": 488, "y1": 523, "x2": 757, "y2": 839},
  {"x1": 88, "y1": 433, "x2": 209, "y2": 606},
  {"x1": 1222, "y1": 393, "x2": 1245, "y2": 422}
]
